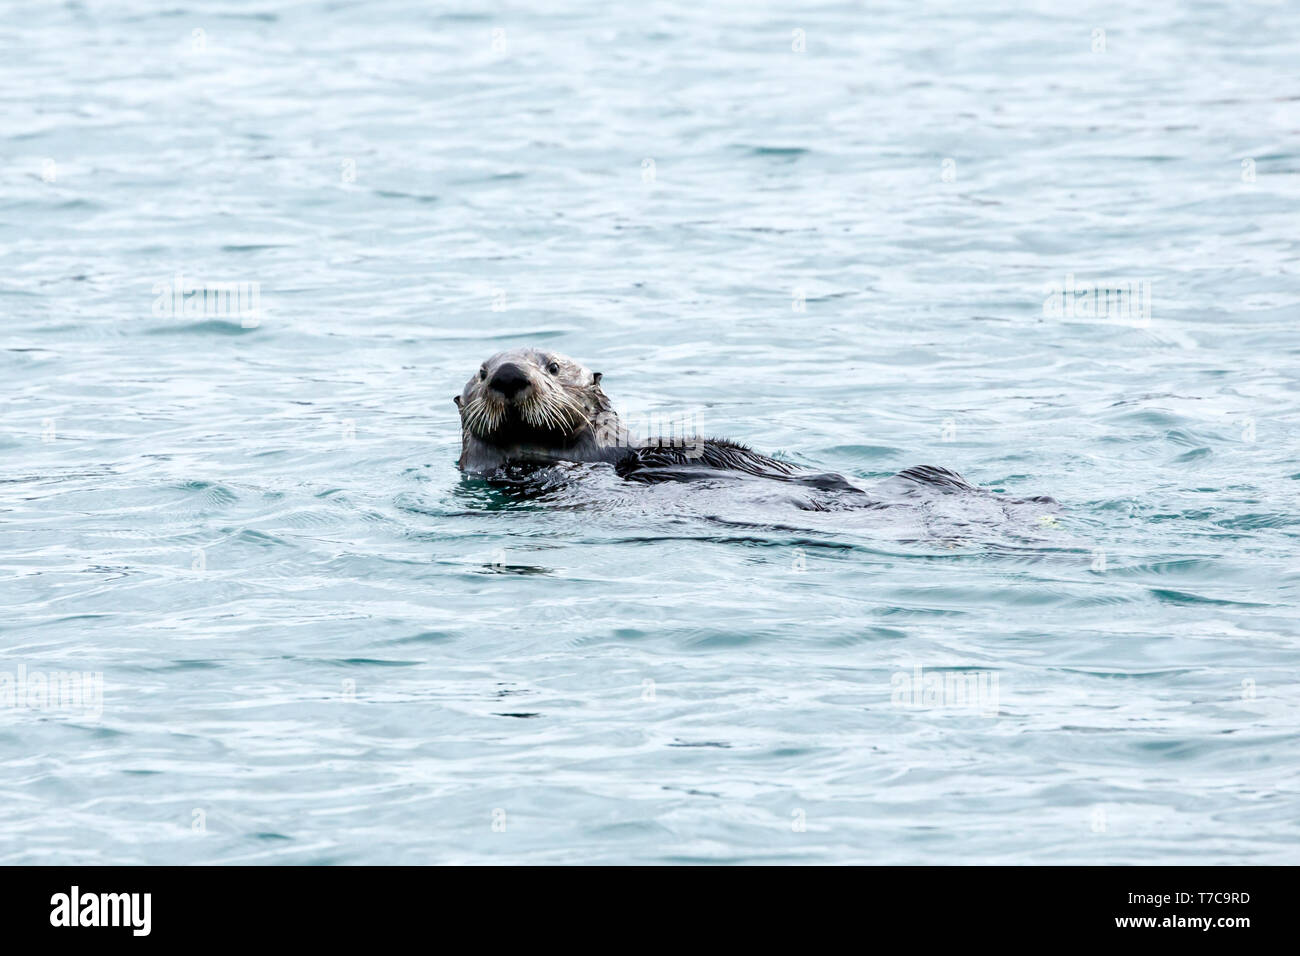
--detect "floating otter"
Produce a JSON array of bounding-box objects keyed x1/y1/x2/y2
[
  {"x1": 455, "y1": 347, "x2": 1052, "y2": 506},
  {"x1": 457, "y1": 347, "x2": 802, "y2": 476}
]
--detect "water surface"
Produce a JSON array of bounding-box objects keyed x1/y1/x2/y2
[{"x1": 2, "y1": 0, "x2": 1299, "y2": 863}]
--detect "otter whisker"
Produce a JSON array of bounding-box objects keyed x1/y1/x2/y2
[
  {"x1": 527, "y1": 391, "x2": 567, "y2": 433},
  {"x1": 546, "y1": 394, "x2": 572, "y2": 431},
  {"x1": 462, "y1": 396, "x2": 506, "y2": 437},
  {"x1": 558, "y1": 385, "x2": 595, "y2": 428},
  {"x1": 546, "y1": 399, "x2": 566, "y2": 431},
  {"x1": 551, "y1": 393, "x2": 586, "y2": 432},
  {"x1": 558, "y1": 398, "x2": 591, "y2": 431},
  {"x1": 535, "y1": 397, "x2": 557, "y2": 431}
]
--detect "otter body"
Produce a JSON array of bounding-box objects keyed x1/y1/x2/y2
[{"x1": 455, "y1": 348, "x2": 1053, "y2": 509}]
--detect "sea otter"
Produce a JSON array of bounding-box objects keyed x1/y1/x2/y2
[
  {"x1": 454, "y1": 348, "x2": 1041, "y2": 508},
  {"x1": 455, "y1": 347, "x2": 819, "y2": 478}
]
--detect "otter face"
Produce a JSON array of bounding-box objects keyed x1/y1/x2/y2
[{"x1": 456, "y1": 348, "x2": 613, "y2": 469}]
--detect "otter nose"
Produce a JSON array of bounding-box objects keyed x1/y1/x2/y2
[{"x1": 488, "y1": 362, "x2": 530, "y2": 398}]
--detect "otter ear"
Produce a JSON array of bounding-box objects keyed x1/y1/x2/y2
[
  {"x1": 592, "y1": 372, "x2": 603, "y2": 385},
  {"x1": 453, "y1": 395, "x2": 462, "y2": 408}
]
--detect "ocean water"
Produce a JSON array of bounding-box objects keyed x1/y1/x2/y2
[{"x1": 3, "y1": 0, "x2": 1299, "y2": 865}]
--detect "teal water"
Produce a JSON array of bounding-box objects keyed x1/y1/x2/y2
[{"x1": 2, "y1": 1, "x2": 1299, "y2": 864}]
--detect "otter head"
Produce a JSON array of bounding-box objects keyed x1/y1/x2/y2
[{"x1": 455, "y1": 348, "x2": 622, "y2": 473}]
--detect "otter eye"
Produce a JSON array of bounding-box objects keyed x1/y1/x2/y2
[
  {"x1": 479, "y1": 366, "x2": 487, "y2": 380},
  {"x1": 547, "y1": 362, "x2": 560, "y2": 375}
]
